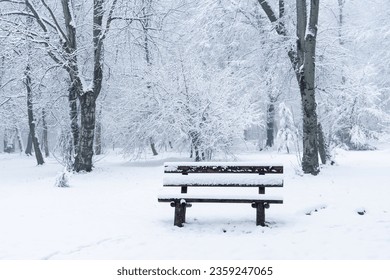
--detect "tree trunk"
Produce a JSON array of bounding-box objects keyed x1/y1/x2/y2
[
  {"x1": 71, "y1": 0, "x2": 109, "y2": 171},
  {"x1": 68, "y1": 80, "x2": 80, "y2": 159},
  {"x1": 15, "y1": 126, "x2": 24, "y2": 152},
  {"x1": 42, "y1": 108, "x2": 50, "y2": 157},
  {"x1": 21, "y1": 0, "x2": 117, "y2": 172},
  {"x1": 190, "y1": 131, "x2": 202, "y2": 162},
  {"x1": 25, "y1": 132, "x2": 32, "y2": 156},
  {"x1": 25, "y1": 65, "x2": 44, "y2": 165},
  {"x1": 150, "y1": 137, "x2": 158, "y2": 156},
  {"x1": 338, "y1": 0, "x2": 345, "y2": 46},
  {"x1": 74, "y1": 91, "x2": 96, "y2": 172},
  {"x1": 258, "y1": 0, "x2": 320, "y2": 175},
  {"x1": 195, "y1": 149, "x2": 201, "y2": 162},
  {"x1": 265, "y1": 100, "x2": 275, "y2": 148},
  {"x1": 94, "y1": 115, "x2": 102, "y2": 155},
  {"x1": 317, "y1": 122, "x2": 328, "y2": 164},
  {"x1": 300, "y1": 84, "x2": 319, "y2": 174},
  {"x1": 299, "y1": 0, "x2": 320, "y2": 175},
  {"x1": 142, "y1": 1, "x2": 159, "y2": 156},
  {"x1": 3, "y1": 128, "x2": 15, "y2": 153}
]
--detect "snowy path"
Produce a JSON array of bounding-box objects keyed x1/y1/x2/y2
[{"x1": 0, "y1": 148, "x2": 389, "y2": 259}]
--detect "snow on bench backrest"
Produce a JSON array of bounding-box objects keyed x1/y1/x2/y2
[
  {"x1": 163, "y1": 162, "x2": 284, "y2": 188},
  {"x1": 164, "y1": 162, "x2": 283, "y2": 174}
]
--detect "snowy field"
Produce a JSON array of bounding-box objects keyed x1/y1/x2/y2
[{"x1": 1, "y1": 145, "x2": 390, "y2": 260}]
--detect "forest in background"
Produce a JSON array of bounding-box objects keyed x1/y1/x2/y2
[{"x1": 0, "y1": 0, "x2": 389, "y2": 176}]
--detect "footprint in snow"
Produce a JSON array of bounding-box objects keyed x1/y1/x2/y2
[{"x1": 305, "y1": 205, "x2": 327, "y2": 215}]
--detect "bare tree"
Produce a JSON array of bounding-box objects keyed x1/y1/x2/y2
[
  {"x1": 24, "y1": 4, "x2": 44, "y2": 165},
  {"x1": 257, "y1": 0, "x2": 320, "y2": 174},
  {"x1": 1, "y1": 0, "x2": 119, "y2": 171},
  {"x1": 142, "y1": 0, "x2": 158, "y2": 156},
  {"x1": 25, "y1": 64, "x2": 44, "y2": 165}
]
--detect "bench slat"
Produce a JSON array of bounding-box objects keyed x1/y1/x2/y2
[
  {"x1": 163, "y1": 173, "x2": 283, "y2": 187},
  {"x1": 158, "y1": 193, "x2": 283, "y2": 201},
  {"x1": 158, "y1": 197, "x2": 283, "y2": 204},
  {"x1": 165, "y1": 162, "x2": 283, "y2": 174}
]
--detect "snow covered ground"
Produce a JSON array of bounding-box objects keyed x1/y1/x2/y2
[{"x1": 1, "y1": 145, "x2": 390, "y2": 260}]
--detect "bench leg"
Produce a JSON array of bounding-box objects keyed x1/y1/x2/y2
[
  {"x1": 252, "y1": 202, "x2": 268, "y2": 226},
  {"x1": 171, "y1": 201, "x2": 187, "y2": 227},
  {"x1": 257, "y1": 203, "x2": 265, "y2": 226}
]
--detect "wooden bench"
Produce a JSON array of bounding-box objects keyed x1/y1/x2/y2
[{"x1": 158, "y1": 162, "x2": 283, "y2": 227}]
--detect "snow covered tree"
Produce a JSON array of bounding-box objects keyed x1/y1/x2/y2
[
  {"x1": 315, "y1": 0, "x2": 390, "y2": 151},
  {"x1": 2, "y1": 0, "x2": 389, "y2": 170},
  {"x1": 25, "y1": 63, "x2": 44, "y2": 165},
  {"x1": 258, "y1": 0, "x2": 320, "y2": 174},
  {"x1": 276, "y1": 102, "x2": 298, "y2": 153},
  {"x1": 1, "y1": 0, "x2": 120, "y2": 171},
  {"x1": 24, "y1": 11, "x2": 44, "y2": 165}
]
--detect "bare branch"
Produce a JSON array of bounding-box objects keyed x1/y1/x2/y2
[
  {"x1": 24, "y1": 0, "x2": 49, "y2": 32},
  {"x1": 0, "y1": 78, "x2": 16, "y2": 91},
  {"x1": 0, "y1": 11, "x2": 57, "y2": 30},
  {"x1": 257, "y1": 0, "x2": 287, "y2": 35},
  {"x1": 257, "y1": 0, "x2": 278, "y2": 23},
  {"x1": 61, "y1": 0, "x2": 77, "y2": 52},
  {"x1": 307, "y1": 0, "x2": 319, "y2": 39},
  {"x1": 102, "y1": 0, "x2": 119, "y2": 40},
  {"x1": 279, "y1": 0, "x2": 285, "y2": 18},
  {"x1": 0, "y1": 98, "x2": 12, "y2": 108},
  {"x1": 40, "y1": 0, "x2": 69, "y2": 44},
  {"x1": 0, "y1": 0, "x2": 25, "y2": 4}
]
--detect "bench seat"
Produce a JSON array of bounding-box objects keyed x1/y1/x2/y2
[{"x1": 158, "y1": 194, "x2": 283, "y2": 203}]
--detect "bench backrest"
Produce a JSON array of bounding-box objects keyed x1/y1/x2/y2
[{"x1": 163, "y1": 162, "x2": 283, "y2": 194}]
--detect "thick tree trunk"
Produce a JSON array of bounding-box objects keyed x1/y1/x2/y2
[
  {"x1": 300, "y1": 83, "x2": 319, "y2": 174},
  {"x1": 19, "y1": 0, "x2": 117, "y2": 172},
  {"x1": 25, "y1": 65, "x2": 44, "y2": 165},
  {"x1": 300, "y1": 0, "x2": 320, "y2": 174},
  {"x1": 61, "y1": 0, "x2": 81, "y2": 162},
  {"x1": 74, "y1": 91, "x2": 96, "y2": 172},
  {"x1": 94, "y1": 115, "x2": 102, "y2": 155},
  {"x1": 259, "y1": 0, "x2": 320, "y2": 175},
  {"x1": 68, "y1": 80, "x2": 80, "y2": 158}
]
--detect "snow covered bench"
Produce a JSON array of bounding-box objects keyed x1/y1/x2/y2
[{"x1": 158, "y1": 162, "x2": 283, "y2": 227}]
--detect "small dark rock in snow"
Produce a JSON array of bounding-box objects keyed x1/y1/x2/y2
[{"x1": 357, "y1": 209, "x2": 366, "y2": 215}]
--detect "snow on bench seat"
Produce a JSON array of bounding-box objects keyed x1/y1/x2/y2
[{"x1": 163, "y1": 173, "x2": 283, "y2": 187}]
